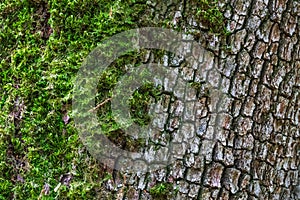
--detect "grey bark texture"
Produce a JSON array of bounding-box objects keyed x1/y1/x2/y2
[{"x1": 100, "y1": 0, "x2": 300, "y2": 199}]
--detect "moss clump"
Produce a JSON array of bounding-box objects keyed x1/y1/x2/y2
[
  {"x1": 129, "y1": 82, "x2": 162, "y2": 126},
  {"x1": 150, "y1": 182, "x2": 177, "y2": 199},
  {"x1": 194, "y1": 0, "x2": 229, "y2": 35}
]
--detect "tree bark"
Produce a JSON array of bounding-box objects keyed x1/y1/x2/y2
[{"x1": 102, "y1": 0, "x2": 300, "y2": 199}]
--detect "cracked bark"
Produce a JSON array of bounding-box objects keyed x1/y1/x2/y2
[{"x1": 101, "y1": 0, "x2": 300, "y2": 199}]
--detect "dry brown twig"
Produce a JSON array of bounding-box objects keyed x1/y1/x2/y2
[{"x1": 88, "y1": 98, "x2": 111, "y2": 112}]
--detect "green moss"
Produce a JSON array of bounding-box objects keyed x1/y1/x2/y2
[
  {"x1": 195, "y1": 0, "x2": 229, "y2": 35},
  {"x1": 0, "y1": 0, "x2": 146, "y2": 198},
  {"x1": 149, "y1": 182, "x2": 176, "y2": 199},
  {"x1": 129, "y1": 82, "x2": 162, "y2": 126}
]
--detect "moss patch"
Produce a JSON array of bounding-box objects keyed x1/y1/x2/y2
[
  {"x1": 0, "y1": 0, "x2": 146, "y2": 198},
  {"x1": 150, "y1": 182, "x2": 177, "y2": 199}
]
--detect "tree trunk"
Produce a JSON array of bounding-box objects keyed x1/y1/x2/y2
[{"x1": 103, "y1": 0, "x2": 300, "y2": 199}]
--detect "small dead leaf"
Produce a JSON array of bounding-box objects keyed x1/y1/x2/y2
[
  {"x1": 38, "y1": 183, "x2": 50, "y2": 200},
  {"x1": 16, "y1": 174, "x2": 24, "y2": 183},
  {"x1": 109, "y1": 7, "x2": 113, "y2": 18},
  {"x1": 42, "y1": 183, "x2": 50, "y2": 195},
  {"x1": 60, "y1": 173, "x2": 73, "y2": 187},
  {"x1": 62, "y1": 113, "x2": 70, "y2": 125}
]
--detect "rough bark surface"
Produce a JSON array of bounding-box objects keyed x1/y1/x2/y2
[{"x1": 102, "y1": 0, "x2": 300, "y2": 199}]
